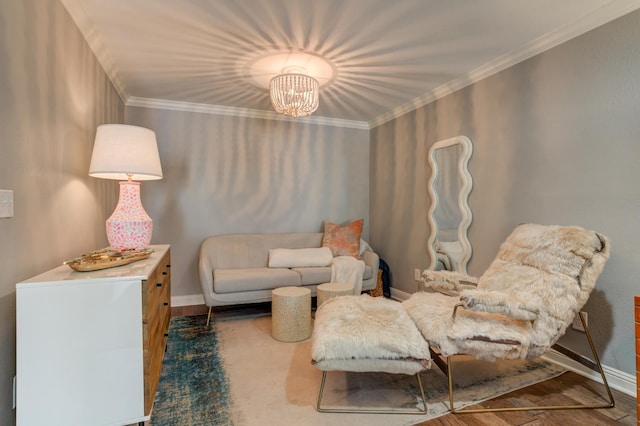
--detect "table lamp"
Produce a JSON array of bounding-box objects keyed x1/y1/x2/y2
[{"x1": 89, "y1": 124, "x2": 163, "y2": 250}]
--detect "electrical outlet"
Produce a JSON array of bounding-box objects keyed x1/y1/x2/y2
[
  {"x1": 572, "y1": 311, "x2": 588, "y2": 332},
  {"x1": 414, "y1": 268, "x2": 421, "y2": 281}
]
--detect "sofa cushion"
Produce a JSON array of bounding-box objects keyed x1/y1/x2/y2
[
  {"x1": 292, "y1": 265, "x2": 373, "y2": 286},
  {"x1": 291, "y1": 267, "x2": 332, "y2": 285},
  {"x1": 214, "y1": 268, "x2": 301, "y2": 293}
]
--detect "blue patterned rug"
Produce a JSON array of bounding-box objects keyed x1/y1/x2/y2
[{"x1": 152, "y1": 316, "x2": 232, "y2": 426}]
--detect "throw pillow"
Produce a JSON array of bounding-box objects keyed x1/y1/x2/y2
[
  {"x1": 268, "y1": 247, "x2": 334, "y2": 268},
  {"x1": 322, "y1": 219, "x2": 363, "y2": 258}
]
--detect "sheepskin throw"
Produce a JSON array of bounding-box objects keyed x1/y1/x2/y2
[
  {"x1": 330, "y1": 256, "x2": 365, "y2": 294},
  {"x1": 312, "y1": 295, "x2": 431, "y2": 375},
  {"x1": 420, "y1": 269, "x2": 478, "y2": 294},
  {"x1": 404, "y1": 224, "x2": 609, "y2": 361}
]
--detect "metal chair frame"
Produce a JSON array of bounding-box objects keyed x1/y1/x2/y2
[
  {"x1": 205, "y1": 306, "x2": 213, "y2": 327},
  {"x1": 316, "y1": 370, "x2": 428, "y2": 415},
  {"x1": 444, "y1": 312, "x2": 615, "y2": 414}
]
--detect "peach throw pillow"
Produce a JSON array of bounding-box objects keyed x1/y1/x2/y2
[{"x1": 322, "y1": 219, "x2": 363, "y2": 258}]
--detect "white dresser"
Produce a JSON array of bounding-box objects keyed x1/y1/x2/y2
[{"x1": 16, "y1": 245, "x2": 171, "y2": 426}]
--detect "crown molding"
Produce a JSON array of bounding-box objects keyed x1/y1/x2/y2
[
  {"x1": 369, "y1": 0, "x2": 640, "y2": 128},
  {"x1": 126, "y1": 97, "x2": 370, "y2": 130}
]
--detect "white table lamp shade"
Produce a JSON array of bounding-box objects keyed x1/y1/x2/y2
[{"x1": 89, "y1": 124, "x2": 163, "y2": 181}]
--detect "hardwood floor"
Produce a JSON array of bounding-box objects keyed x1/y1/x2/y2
[
  {"x1": 171, "y1": 304, "x2": 637, "y2": 425},
  {"x1": 417, "y1": 371, "x2": 637, "y2": 425}
]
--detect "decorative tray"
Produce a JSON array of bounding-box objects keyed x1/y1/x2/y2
[{"x1": 64, "y1": 248, "x2": 154, "y2": 272}]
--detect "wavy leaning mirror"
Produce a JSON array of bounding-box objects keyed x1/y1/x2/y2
[{"x1": 426, "y1": 136, "x2": 473, "y2": 274}]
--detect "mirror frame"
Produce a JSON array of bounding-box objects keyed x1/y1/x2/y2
[{"x1": 426, "y1": 136, "x2": 473, "y2": 274}]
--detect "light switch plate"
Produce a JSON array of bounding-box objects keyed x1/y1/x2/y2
[{"x1": 0, "y1": 190, "x2": 14, "y2": 218}]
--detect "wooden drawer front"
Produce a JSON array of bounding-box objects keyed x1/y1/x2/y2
[
  {"x1": 148, "y1": 281, "x2": 170, "y2": 352},
  {"x1": 143, "y1": 250, "x2": 171, "y2": 321},
  {"x1": 143, "y1": 249, "x2": 171, "y2": 415}
]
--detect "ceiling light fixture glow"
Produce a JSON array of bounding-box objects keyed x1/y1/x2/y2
[{"x1": 269, "y1": 66, "x2": 319, "y2": 117}]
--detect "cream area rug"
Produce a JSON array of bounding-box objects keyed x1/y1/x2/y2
[{"x1": 216, "y1": 313, "x2": 566, "y2": 425}]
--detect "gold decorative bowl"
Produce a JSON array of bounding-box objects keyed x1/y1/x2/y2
[{"x1": 64, "y1": 248, "x2": 154, "y2": 272}]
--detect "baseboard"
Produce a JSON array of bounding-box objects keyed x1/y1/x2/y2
[
  {"x1": 391, "y1": 288, "x2": 412, "y2": 301},
  {"x1": 390, "y1": 288, "x2": 636, "y2": 397},
  {"x1": 171, "y1": 294, "x2": 205, "y2": 307},
  {"x1": 543, "y1": 349, "x2": 636, "y2": 397}
]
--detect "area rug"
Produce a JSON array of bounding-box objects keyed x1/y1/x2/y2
[
  {"x1": 152, "y1": 313, "x2": 567, "y2": 426},
  {"x1": 152, "y1": 316, "x2": 233, "y2": 425}
]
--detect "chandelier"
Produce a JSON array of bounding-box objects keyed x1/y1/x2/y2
[{"x1": 269, "y1": 66, "x2": 319, "y2": 117}]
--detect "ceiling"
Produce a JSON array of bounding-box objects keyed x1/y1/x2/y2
[{"x1": 61, "y1": 0, "x2": 640, "y2": 127}]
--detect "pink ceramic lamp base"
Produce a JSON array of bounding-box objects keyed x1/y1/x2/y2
[{"x1": 106, "y1": 181, "x2": 153, "y2": 250}]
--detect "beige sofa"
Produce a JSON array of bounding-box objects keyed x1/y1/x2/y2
[{"x1": 198, "y1": 232, "x2": 379, "y2": 312}]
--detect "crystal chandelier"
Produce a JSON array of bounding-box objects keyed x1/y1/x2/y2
[{"x1": 269, "y1": 66, "x2": 319, "y2": 117}]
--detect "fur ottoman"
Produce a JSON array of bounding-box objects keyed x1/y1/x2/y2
[
  {"x1": 312, "y1": 294, "x2": 431, "y2": 373},
  {"x1": 311, "y1": 294, "x2": 431, "y2": 414}
]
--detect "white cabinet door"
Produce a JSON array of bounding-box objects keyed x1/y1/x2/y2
[{"x1": 16, "y1": 279, "x2": 144, "y2": 426}]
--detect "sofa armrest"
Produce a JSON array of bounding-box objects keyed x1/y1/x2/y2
[
  {"x1": 420, "y1": 270, "x2": 478, "y2": 295},
  {"x1": 361, "y1": 250, "x2": 380, "y2": 281},
  {"x1": 362, "y1": 249, "x2": 380, "y2": 271},
  {"x1": 198, "y1": 238, "x2": 218, "y2": 307},
  {"x1": 361, "y1": 249, "x2": 380, "y2": 291}
]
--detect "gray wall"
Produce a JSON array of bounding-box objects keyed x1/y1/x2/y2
[
  {"x1": 0, "y1": 0, "x2": 123, "y2": 423},
  {"x1": 370, "y1": 10, "x2": 640, "y2": 375},
  {"x1": 126, "y1": 106, "x2": 370, "y2": 297}
]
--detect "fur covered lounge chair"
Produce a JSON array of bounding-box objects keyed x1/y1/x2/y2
[
  {"x1": 312, "y1": 223, "x2": 615, "y2": 415},
  {"x1": 404, "y1": 223, "x2": 614, "y2": 413}
]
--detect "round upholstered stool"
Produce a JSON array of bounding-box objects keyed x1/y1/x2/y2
[
  {"x1": 271, "y1": 286, "x2": 312, "y2": 342},
  {"x1": 316, "y1": 282, "x2": 353, "y2": 307}
]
